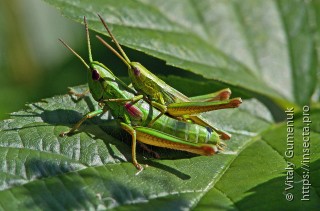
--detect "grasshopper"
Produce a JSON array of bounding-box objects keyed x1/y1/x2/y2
[
  {"x1": 95, "y1": 15, "x2": 242, "y2": 140},
  {"x1": 59, "y1": 17, "x2": 225, "y2": 170}
]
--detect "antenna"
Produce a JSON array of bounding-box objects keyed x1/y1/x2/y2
[
  {"x1": 96, "y1": 35, "x2": 130, "y2": 68},
  {"x1": 84, "y1": 16, "x2": 93, "y2": 63},
  {"x1": 97, "y1": 14, "x2": 132, "y2": 66},
  {"x1": 59, "y1": 38, "x2": 90, "y2": 70}
]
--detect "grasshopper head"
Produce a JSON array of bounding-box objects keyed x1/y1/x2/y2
[
  {"x1": 88, "y1": 61, "x2": 119, "y2": 101},
  {"x1": 91, "y1": 68, "x2": 100, "y2": 81},
  {"x1": 90, "y1": 61, "x2": 115, "y2": 81},
  {"x1": 128, "y1": 62, "x2": 166, "y2": 102},
  {"x1": 129, "y1": 62, "x2": 148, "y2": 79},
  {"x1": 96, "y1": 16, "x2": 149, "y2": 86},
  {"x1": 60, "y1": 17, "x2": 119, "y2": 102},
  {"x1": 96, "y1": 15, "x2": 161, "y2": 99},
  {"x1": 130, "y1": 62, "x2": 142, "y2": 77}
]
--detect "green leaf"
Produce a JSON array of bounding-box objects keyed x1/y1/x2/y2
[
  {"x1": 43, "y1": 0, "x2": 319, "y2": 106},
  {"x1": 3, "y1": 0, "x2": 319, "y2": 209},
  {"x1": 0, "y1": 85, "x2": 319, "y2": 209}
]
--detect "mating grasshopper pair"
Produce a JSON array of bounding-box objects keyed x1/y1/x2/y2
[
  {"x1": 96, "y1": 15, "x2": 242, "y2": 140},
  {"x1": 60, "y1": 16, "x2": 241, "y2": 170}
]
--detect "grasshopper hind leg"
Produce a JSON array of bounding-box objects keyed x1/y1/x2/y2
[{"x1": 120, "y1": 122, "x2": 143, "y2": 170}]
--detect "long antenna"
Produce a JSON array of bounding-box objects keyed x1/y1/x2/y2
[
  {"x1": 84, "y1": 16, "x2": 93, "y2": 63},
  {"x1": 96, "y1": 35, "x2": 130, "y2": 68},
  {"x1": 59, "y1": 38, "x2": 90, "y2": 70},
  {"x1": 98, "y1": 14, "x2": 131, "y2": 64}
]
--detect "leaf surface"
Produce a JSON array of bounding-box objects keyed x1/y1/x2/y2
[{"x1": 0, "y1": 85, "x2": 319, "y2": 210}]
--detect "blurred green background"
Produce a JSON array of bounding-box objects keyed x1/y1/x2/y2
[
  {"x1": 0, "y1": 0, "x2": 207, "y2": 120},
  {"x1": 1, "y1": 0, "x2": 196, "y2": 120},
  {"x1": 0, "y1": 0, "x2": 88, "y2": 119}
]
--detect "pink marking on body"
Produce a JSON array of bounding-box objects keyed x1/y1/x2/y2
[{"x1": 125, "y1": 102, "x2": 143, "y2": 120}]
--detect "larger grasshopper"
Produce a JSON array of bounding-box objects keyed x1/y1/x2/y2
[
  {"x1": 96, "y1": 15, "x2": 242, "y2": 140},
  {"x1": 59, "y1": 17, "x2": 225, "y2": 170}
]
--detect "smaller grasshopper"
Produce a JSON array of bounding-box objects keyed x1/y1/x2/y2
[
  {"x1": 59, "y1": 17, "x2": 225, "y2": 170},
  {"x1": 96, "y1": 15, "x2": 242, "y2": 140}
]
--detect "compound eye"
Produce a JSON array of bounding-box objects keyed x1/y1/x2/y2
[
  {"x1": 133, "y1": 66, "x2": 140, "y2": 76},
  {"x1": 92, "y1": 69, "x2": 100, "y2": 81}
]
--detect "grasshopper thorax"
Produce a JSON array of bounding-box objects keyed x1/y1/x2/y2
[
  {"x1": 128, "y1": 62, "x2": 168, "y2": 104},
  {"x1": 128, "y1": 62, "x2": 152, "y2": 93}
]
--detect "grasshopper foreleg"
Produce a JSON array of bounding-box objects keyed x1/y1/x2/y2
[
  {"x1": 60, "y1": 109, "x2": 104, "y2": 137},
  {"x1": 102, "y1": 95, "x2": 143, "y2": 103},
  {"x1": 147, "y1": 101, "x2": 167, "y2": 127}
]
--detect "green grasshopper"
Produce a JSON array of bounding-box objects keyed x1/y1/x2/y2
[
  {"x1": 95, "y1": 15, "x2": 242, "y2": 140},
  {"x1": 59, "y1": 17, "x2": 225, "y2": 170}
]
